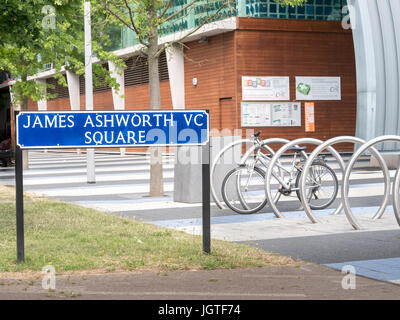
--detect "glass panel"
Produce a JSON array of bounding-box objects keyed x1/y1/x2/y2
[{"x1": 113, "y1": 0, "x2": 344, "y2": 50}]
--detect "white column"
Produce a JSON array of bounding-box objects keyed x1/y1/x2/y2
[
  {"x1": 84, "y1": 1, "x2": 96, "y2": 183},
  {"x1": 66, "y1": 71, "x2": 81, "y2": 154},
  {"x1": 108, "y1": 61, "x2": 125, "y2": 110},
  {"x1": 168, "y1": 44, "x2": 189, "y2": 202},
  {"x1": 108, "y1": 60, "x2": 126, "y2": 156},
  {"x1": 36, "y1": 79, "x2": 47, "y2": 111},
  {"x1": 9, "y1": 87, "x2": 20, "y2": 111},
  {"x1": 166, "y1": 44, "x2": 185, "y2": 110},
  {"x1": 66, "y1": 71, "x2": 80, "y2": 110}
]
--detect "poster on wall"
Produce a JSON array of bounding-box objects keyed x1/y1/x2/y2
[
  {"x1": 305, "y1": 102, "x2": 315, "y2": 132},
  {"x1": 241, "y1": 102, "x2": 271, "y2": 127},
  {"x1": 242, "y1": 76, "x2": 290, "y2": 101},
  {"x1": 241, "y1": 102, "x2": 301, "y2": 127},
  {"x1": 271, "y1": 102, "x2": 301, "y2": 127},
  {"x1": 296, "y1": 77, "x2": 341, "y2": 100}
]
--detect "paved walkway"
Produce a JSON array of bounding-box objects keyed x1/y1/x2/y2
[
  {"x1": 1, "y1": 151, "x2": 399, "y2": 290},
  {"x1": 1, "y1": 264, "x2": 400, "y2": 300}
]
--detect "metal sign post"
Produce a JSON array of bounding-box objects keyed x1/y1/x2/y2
[
  {"x1": 15, "y1": 141, "x2": 25, "y2": 264},
  {"x1": 202, "y1": 140, "x2": 211, "y2": 254},
  {"x1": 14, "y1": 111, "x2": 25, "y2": 263},
  {"x1": 14, "y1": 109, "x2": 210, "y2": 263}
]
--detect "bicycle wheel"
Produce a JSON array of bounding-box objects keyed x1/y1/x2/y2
[
  {"x1": 221, "y1": 166, "x2": 268, "y2": 214},
  {"x1": 295, "y1": 162, "x2": 338, "y2": 210}
]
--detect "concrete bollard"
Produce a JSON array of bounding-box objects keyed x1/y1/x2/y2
[{"x1": 173, "y1": 136, "x2": 242, "y2": 203}]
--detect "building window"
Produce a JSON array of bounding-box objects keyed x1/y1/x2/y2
[
  {"x1": 47, "y1": 76, "x2": 69, "y2": 100},
  {"x1": 247, "y1": 0, "x2": 344, "y2": 21},
  {"x1": 124, "y1": 52, "x2": 169, "y2": 88}
]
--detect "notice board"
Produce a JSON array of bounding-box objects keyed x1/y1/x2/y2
[
  {"x1": 296, "y1": 77, "x2": 341, "y2": 100},
  {"x1": 242, "y1": 102, "x2": 301, "y2": 127},
  {"x1": 305, "y1": 102, "x2": 315, "y2": 132},
  {"x1": 242, "y1": 76, "x2": 290, "y2": 101}
]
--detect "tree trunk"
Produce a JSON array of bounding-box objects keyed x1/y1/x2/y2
[{"x1": 148, "y1": 22, "x2": 164, "y2": 197}]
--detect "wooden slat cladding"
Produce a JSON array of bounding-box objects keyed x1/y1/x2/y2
[
  {"x1": 238, "y1": 17, "x2": 351, "y2": 34},
  {"x1": 23, "y1": 18, "x2": 357, "y2": 153},
  {"x1": 46, "y1": 76, "x2": 69, "y2": 100},
  {"x1": 234, "y1": 21, "x2": 357, "y2": 152},
  {"x1": 184, "y1": 32, "x2": 237, "y2": 131},
  {"x1": 124, "y1": 52, "x2": 169, "y2": 87},
  {"x1": 184, "y1": 20, "x2": 356, "y2": 152}
]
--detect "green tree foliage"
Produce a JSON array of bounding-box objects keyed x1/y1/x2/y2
[
  {"x1": 0, "y1": 0, "x2": 123, "y2": 109},
  {"x1": 275, "y1": 0, "x2": 307, "y2": 6},
  {"x1": 97, "y1": 0, "x2": 237, "y2": 196},
  {"x1": 96, "y1": 0, "x2": 306, "y2": 196}
]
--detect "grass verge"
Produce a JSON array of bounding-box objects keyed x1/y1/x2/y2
[{"x1": 0, "y1": 185, "x2": 299, "y2": 275}]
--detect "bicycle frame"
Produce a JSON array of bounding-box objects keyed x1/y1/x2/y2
[
  {"x1": 245, "y1": 141, "x2": 321, "y2": 194},
  {"x1": 233, "y1": 135, "x2": 324, "y2": 211}
]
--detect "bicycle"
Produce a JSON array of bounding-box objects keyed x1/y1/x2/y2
[{"x1": 221, "y1": 132, "x2": 339, "y2": 214}]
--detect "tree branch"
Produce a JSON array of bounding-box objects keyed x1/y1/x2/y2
[
  {"x1": 122, "y1": 0, "x2": 142, "y2": 39},
  {"x1": 163, "y1": 0, "x2": 197, "y2": 22},
  {"x1": 100, "y1": 2, "x2": 134, "y2": 31},
  {"x1": 158, "y1": 0, "x2": 173, "y2": 19},
  {"x1": 100, "y1": 1, "x2": 149, "y2": 47},
  {"x1": 169, "y1": 1, "x2": 233, "y2": 45}
]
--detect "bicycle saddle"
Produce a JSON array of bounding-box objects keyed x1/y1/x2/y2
[{"x1": 289, "y1": 146, "x2": 307, "y2": 153}]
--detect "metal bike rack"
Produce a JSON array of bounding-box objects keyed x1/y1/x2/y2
[
  {"x1": 342, "y1": 135, "x2": 398, "y2": 229},
  {"x1": 237, "y1": 138, "x2": 292, "y2": 214},
  {"x1": 211, "y1": 138, "x2": 289, "y2": 210},
  {"x1": 392, "y1": 166, "x2": 400, "y2": 227},
  {"x1": 211, "y1": 139, "x2": 253, "y2": 210},
  {"x1": 214, "y1": 134, "x2": 400, "y2": 232},
  {"x1": 264, "y1": 138, "x2": 344, "y2": 222},
  {"x1": 299, "y1": 136, "x2": 390, "y2": 230}
]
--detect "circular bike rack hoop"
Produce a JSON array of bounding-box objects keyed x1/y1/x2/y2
[
  {"x1": 211, "y1": 139, "x2": 253, "y2": 210},
  {"x1": 392, "y1": 166, "x2": 400, "y2": 227},
  {"x1": 211, "y1": 138, "x2": 289, "y2": 210},
  {"x1": 264, "y1": 138, "x2": 345, "y2": 223},
  {"x1": 342, "y1": 136, "x2": 398, "y2": 229},
  {"x1": 299, "y1": 136, "x2": 390, "y2": 230}
]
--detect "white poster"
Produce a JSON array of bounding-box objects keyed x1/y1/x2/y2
[
  {"x1": 241, "y1": 102, "x2": 271, "y2": 127},
  {"x1": 241, "y1": 102, "x2": 301, "y2": 127},
  {"x1": 242, "y1": 76, "x2": 290, "y2": 101},
  {"x1": 296, "y1": 77, "x2": 341, "y2": 100},
  {"x1": 271, "y1": 102, "x2": 301, "y2": 127}
]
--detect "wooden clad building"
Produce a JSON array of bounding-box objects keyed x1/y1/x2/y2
[{"x1": 24, "y1": 17, "x2": 356, "y2": 152}]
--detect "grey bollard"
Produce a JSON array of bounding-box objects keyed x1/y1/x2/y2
[{"x1": 173, "y1": 136, "x2": 242, "y2": 203}]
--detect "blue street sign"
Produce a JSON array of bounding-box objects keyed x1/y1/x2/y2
[{"x1": 16, "y1": 110, "x2": 209, "y2": 149}]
